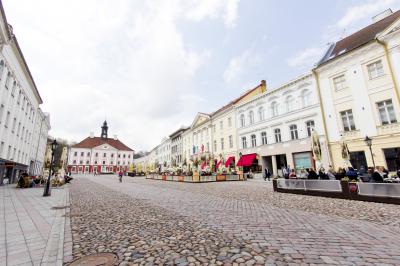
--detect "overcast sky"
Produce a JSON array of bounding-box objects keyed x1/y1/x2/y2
[{"x1": 3, "y1": 0, "x2": 400, "y2": 151}]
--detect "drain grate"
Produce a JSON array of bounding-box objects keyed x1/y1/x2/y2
[{"x1": 69, "y1": 253, "x2": 118, "y2": 266}]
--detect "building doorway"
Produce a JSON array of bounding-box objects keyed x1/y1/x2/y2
[
  {"x1": 383, "y1": 148, "x2": 400, "y2": 171},
  {"x1": 349, "y1": 151, "x2": 367, "y2": 170}
]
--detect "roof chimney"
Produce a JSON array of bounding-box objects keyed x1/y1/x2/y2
[
  {"x1": 261, "y1": 80, "x2": 266, "y2": 92},
  {"x1": 372, "y1": 9, "x2": 393, "y2": 23},
  {"x1": 113, "y1": 135, "x2": 118, "y2": 140},
  {"x1": 90, "y1": 132, "x2": 94, "y2": 138}
]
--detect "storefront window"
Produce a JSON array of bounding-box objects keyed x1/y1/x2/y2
[
  {"x1": 293, "y1": 152, "x2": 312, "y2": 174},
  {"x1": 383, "y1": 148, "x2": 400, "y2": 171}
]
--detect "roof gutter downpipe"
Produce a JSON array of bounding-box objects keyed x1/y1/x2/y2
[
  {"x1": 312, "y1": 68, "x2": 333, "y2": 168},
  {"x1": 376, "y1": 38, "x2": 400, "y2": 105}
]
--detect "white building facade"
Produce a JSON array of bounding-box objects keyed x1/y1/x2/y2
[
  {"x1": 0, "y1": 3, "x2": 50, "y2": 184},
  {"x1": 67, "y1": 121, "x2": 134, "y2": 174},
  {"x1": 236, "y1": 73, "x2": 330, "y2": 176}
]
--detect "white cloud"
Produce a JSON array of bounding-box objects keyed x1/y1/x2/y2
[
  {"x1": 287, "y1": 47, "x2": 325, "y2": 68},
  {"x1": 223, "y1": 49, "x2": 260, "y2": 83},
  {"x1": 3, "y1": 0, "x2": 236, "y2": 150}
]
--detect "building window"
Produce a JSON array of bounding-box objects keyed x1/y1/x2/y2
[
  {"x1": 258, "y1": 106, "x2": 265, "y2": 121},
  {"x1": 103, "y1": 161, "x2": 106, "y2": 165},
  {"x1": 274, "y1": 129, "x2": 281, "y2": 143},
  {"x1": 0, "y1": 61, "x2": 4, "y2": 79},
  {"x1": 81, "y1": 152, "x2": 84, "y2": 156},
  {"x1": 73, "y1": 160, "x2": 76, "y2": 164},
  {"x1": 271, "y1": 102, "x2": 278, "y2": 117},
  {"x1": 74, "y1": 151, "x2": 77, "y2": 156},
  {"x1": 332, "y1": 74, "x2": 347, "y2": 91},
  {"x1": 228, "y1": 135, "x2": 233, "y2": 148},
  {"x1": 306, "y1": 120, "x2": 315, "y2": 137},
  {"x1": 86, "y1": 160, "x2": 89, "y2": 164},
  {"x1": 367, "y1": 60, "x2": 384, "y2": 79},
  {"x1": 220, "y1": 121, "x2": 223, "y2": 130},
  {"x1": 228, "y1": 117, "x2": 232, "y2": 127},
  {"x1": 242, "y1": 137, "x2": 247, "y2": 149},
  {"x1": 240, "y1": 114, "x2": 245, "y2": 127},
  {"x1": 5, "y1": 111, "x2": 10, "y2": 128},
  {"x1": 95, "y1": 161, "x2": 97, "y2": 164},
  {"x1": 251, "y1": 134, "x2": 257, "y2": 147},
  {"x1": 123, "y1": 154, "x2": 126, "y2": 158},
  {"x1": 220, "y1": 138, "x2": 224, "y2": 150},
  {"x1": 87, "y1": 152, "x2": 90, "y2": 156},
  {"x1": 340, "y1": 110, "x2": 356, "y2": 131},
  {"x1": 261, "y1": 132, "x2": 267, "y2": 145},
  {"x1": 249, "y1": 111, "x2": 254, "y2": 124},
  {"x1": 103, "y1": 153, "x2": 106, "y2": 157},
  {"x1": 214, "y1": 140, "x2": 217, "y2": 152},
  {"x1": 79, "y1": 160, "x2": 83, "y2": 164},
  {"x1": 290, "y1": 124, "x2": 298, "y2": 140},
  {"x1": 5, "y1": 72, "x2": 11, "y2": 89},
  {"x1": 95, "y1": 152, "x2": 98, "y2": 157},
  {"x1": 377, "y1": 99, "x2": 396, "y2": 125},
  {"x1": 0, "y1": 104, "x2": 4, "y2": 125},
  {"x1": 118, "y1": 154, "x2": 121, "y2": 158},
  {"x1": 301, "y1": 90, "x2": 312, "y2": 107},
  {"x1": 285, "y1": 96, "x2": 294, "y2": 112}
]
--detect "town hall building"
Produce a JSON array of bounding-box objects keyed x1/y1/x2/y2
[{"x1": 67, "y1": 121, "x2": 134, "y2": 174}]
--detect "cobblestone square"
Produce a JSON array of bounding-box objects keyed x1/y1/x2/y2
[{"x1": 67, "y1": 175, "x2": 400, "y2": 265}]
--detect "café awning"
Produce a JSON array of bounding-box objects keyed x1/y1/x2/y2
[
  {"x1": 237, "y1": 153, "x2": 257, "y2": 167},
  {"x1": 225, "y1": 156, "x2": 234, "y2": 167}
]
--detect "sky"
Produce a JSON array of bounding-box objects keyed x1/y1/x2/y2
[{"x1": 3, "y1": 0, "x2": 400, "y2": 151}]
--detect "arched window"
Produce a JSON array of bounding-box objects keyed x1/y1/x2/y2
[
  {"x1": 241, "y1": 136, "x2": 247, "y2": 148},
  {"x1": 0, "y1": 60, "x2": 4, "y2": 80},
  {"x1": 301, "y1": 90, "x2": 312, "y2": 107},
  {"x1": 11, "y1": 81, "x2": 16, "y2": 96},
  {"x1": 274, "y1": 128, "x2": 281, "y2": 143},
  {"x1": 248, "y1": 111, "x2": 254, "y2": 124},
  {"x1": 261, "y1": 132, "x2": 267, "y2": 145},
  {"x1": 240, "y1": 114, "x2": 245, "y2": 127},
  {"x1": 285, "y1": 95, "x2": 294, "y2": 112},
  {"x1": 258, "y1": 106, "x2": 265, "y2": 121},
  {"x1": 271, "y1": 101, "x2": 279, "y2": 117},
  {"x1": 5, "y1": 72, "x2": 11, "y2": 89},
  {"x1": 289, "y1": 124, "x2": 298, "y2": 140},
  {"x1": 251, "y1": 134, "x2": 257, "y2": 147}
]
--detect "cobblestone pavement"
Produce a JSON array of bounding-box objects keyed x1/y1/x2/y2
[
  {"x1": 69, "y1": 175, "x2": 400, "y2": 265},
  {"x1": 0, "y1": 184, "x2": 69, "y2": 266}
]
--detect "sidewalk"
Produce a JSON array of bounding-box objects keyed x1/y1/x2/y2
[{"x1": 0, "y1": 184, "x2": 70, "y2": 266}]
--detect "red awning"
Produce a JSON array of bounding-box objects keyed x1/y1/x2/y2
[
  {"x1": 201, "y1": 161, "x2": 206, "y2": 169},
  {"x1": 216, "y1": 160, "x2": 221, "y2": 169},
  {"x1": 225, "y1": 156, "x2": 234, "y2": 167},
  {"x1": 237, "y1": 153, "x2": 257, "y2": 167}
]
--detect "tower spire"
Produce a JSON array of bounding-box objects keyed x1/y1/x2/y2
[{"x1": 101, "y1": 120, "x2": 108, "y2": 139}]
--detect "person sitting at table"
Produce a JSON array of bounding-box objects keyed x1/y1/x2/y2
[
  {"x1": 371, "y1": 167, "x2": 384, "y2": 183},
  {"x1": 307, "y1": 168, "x2": 318, "y2": 179},
  {"x1": 345, "y1": 167, "x2": 358, "y2": 180},
  {"x1": 397, "y1": 169, "x2": 400, "y2": 179},
  {"x1": 289, "y1": 169, "x2": 297, "y2": 178},
  {"x1": 299, "y1": 168, "x2": 308, "y2": 179}
]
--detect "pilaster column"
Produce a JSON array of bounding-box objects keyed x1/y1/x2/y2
[{"x1": 272, "y1": 155, "x2": 278, "y2": 177}]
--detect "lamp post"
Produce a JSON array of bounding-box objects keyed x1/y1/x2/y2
[
  {"x1": 364, "y1": 135, "x2": 375, "y2": 168},
  {"x1": 43, "y1": 139, "x2": 58, "y2": 197}
]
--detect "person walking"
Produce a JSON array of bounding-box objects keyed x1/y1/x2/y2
[
  {"x1": 118, "y1": 171, "x2": 123, "y2": 183},
  {"x1": 264, "y1": 167, "x2": 271, "y2": 181}
]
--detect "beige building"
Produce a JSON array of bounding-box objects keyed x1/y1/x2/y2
[{"x1": 315, "y1": 9, "x2": 400, "y2": 171}]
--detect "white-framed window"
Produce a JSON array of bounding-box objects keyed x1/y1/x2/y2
[
  {"x1": 0, "y1": 104, "x2": 4, "y2": 125},
  {"x1": 5, "y1": 72, "x2": 11, "y2": 89},
  {"x1": 220, "y1": 138, "x2": 224, "y2": 150},
  {"x1": 377, "y1": 99, "x2": 397, "y2": 125},
  {"x1": 251, "y1": 134, "x2": 257, "y2": 147},
  {"x1": 242, "y1": 137, "x2": 247, "y2": 149},
  {"x1": 214, "y1": 140, "x2": 217, "y2": 152},
  {"x1": 271, "y1": 102, "x2": 278, "y2": 117},
  {"x1": 261, "y1": 132, "x2": 267, "y2": 145},
  {"x1": 249, "y1": 111, "x2": 254, "y2": 124},
  {"x1": 81, "y1": 152, "x2": 84, "y2": 156},
  {"x1": 274, "y1": 128, "x2": 281, "y2": 143},
  {"x1": 340, "y1": 109, "x2": 356, "y2": 131},
  {"x1": 289, "y1": 124, "x2": 298, "y2": 140},
  {"x1": 11, "y1": 81, "x2": 16, "y2": 97},
  {"x1": 0, "y1": 61, "x2": 4, "y2": 79},
  {"x1": 285, "y1": 95, "x2": 294, "y2": 112},
  {"x1": 11, "y1": 117, "x2": 16, "y2": 133},
  {"x1": 228, "y1": 117, "x2": 232, "y2": 127},
  {"x1": 240, "y1": 114, "x2": 245, "y2": 127},
  {"x1": 333, "y1": 74, "x2": 346, "y2": 91},
  {"x1": 367, "y1": 60, "x2": 384, "y2": 79},
  {"x1": 5, "y1": 111, "x2": 10, "y2": 128},
  {"x1": 306, "y1": 120, "x2": 315, "y2": 137},
  {"x1": 258, "y1": 106, "x2": 265, "y2": 121},
  {"x1": 301, "y1": 90, "x2": 312, "y2": 107},
  {"x1": 220, "y1": 121, "x2": 223, "y2": 130},
  {"x1": 229, "y1": 135, "x2": 233, "y2": 148}
]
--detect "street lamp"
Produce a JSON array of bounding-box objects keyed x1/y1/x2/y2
[
  {"x1": 364, "y1": 135, "x2": 375, "y2": 168},
  {"x1": 43, "y1": 139, "x2": 58, "y2": 197}
]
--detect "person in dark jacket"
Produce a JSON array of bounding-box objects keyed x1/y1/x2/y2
[
  {"x1": 307, "y1": 168, "x2": 318, "y2": 179},
  {"x1": 371, "y1": 167, "x2": 384, "y2": 183},
  {"x1": 345, "y1": 167, "x2": 358, "y2": 180}
]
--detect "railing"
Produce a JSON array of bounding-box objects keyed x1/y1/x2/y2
[
  {"x1": 277, "y1": 179, "x2": 341, "y2": 192},
  {"x1": 358, "y1": 183, "x2": 400, "y2": 198}
]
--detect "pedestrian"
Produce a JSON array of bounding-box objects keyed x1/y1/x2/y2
[
  {"x1": 327, "y1": 166, "x2": 336, "y2": 180},
  {"x1": 264, "y1": 167, "x2": 271, "y2": 181},
  {"x1": 282, "y1": 166, "x2": 288, "y2": 179},
  {"x1": 118, "y1": 171, "x2": 123, "y2": 182}
]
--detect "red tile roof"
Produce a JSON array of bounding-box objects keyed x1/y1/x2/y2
[
  {"x1": 319, "y1": 10, "x2": 400, "y2": 65},
  {"x1": 72, "y1": 137, "x2": 134, "y2": 151}
]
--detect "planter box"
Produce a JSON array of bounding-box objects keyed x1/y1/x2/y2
[
  {"x1": 166, "y1": 175, "x2": 173, "y2": 181},
  {"x1": 193, "y1": 172, "x2": 200, "y2": 182},
  {"x1": 178, "y1": 176, "x2": 184, "y2": 182},
  {"x1": 226, "y1": 175, "x2": 239, "y2": 181},
  {"x1": 200, "y1": 175, "x2": 216, "y2": 182},
  {"x1": 162, "y1": 175, "x2": 167, "y2": 181},
  {"x1": 216, "y1": 175, "x2": 226, "y2": 181},
  {"x1": 172, "y1": 176, "x2": 179, "y2": 182},
  {"x1": 184, "y1": 176, "x2": 193, "y2": 182}
]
